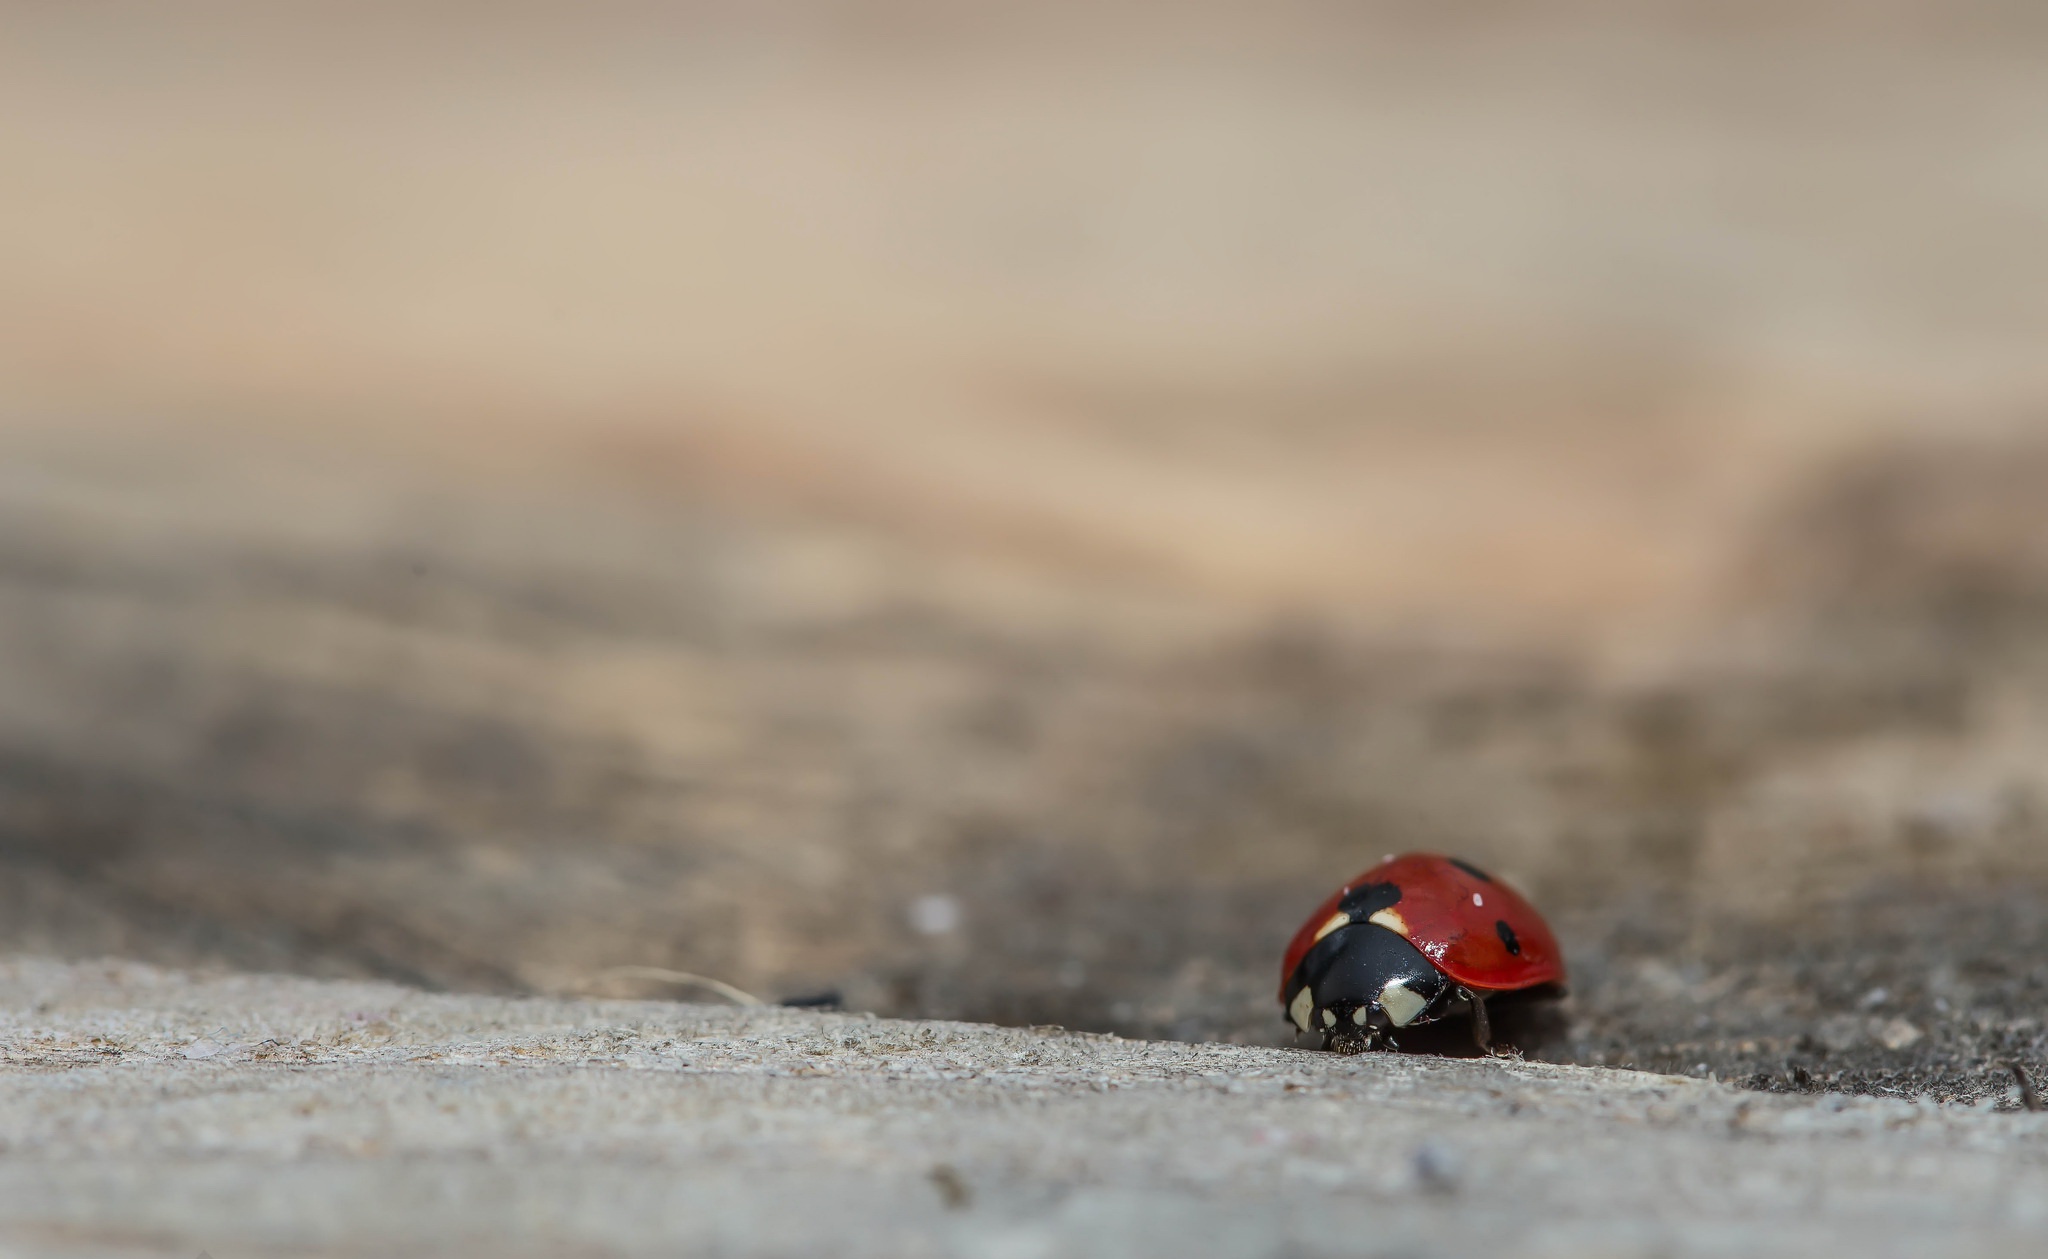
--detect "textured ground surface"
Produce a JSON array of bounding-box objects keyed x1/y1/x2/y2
[
  {"x1": 5, "y1": 958, "x2": 2048, "y2": 1259},
  {"x1": 4, "y1": 0, "x2": 2048, "y2": 1139},
  {"x1": 6, "y1": 421, "x2": 2048, "y2": 1106}
]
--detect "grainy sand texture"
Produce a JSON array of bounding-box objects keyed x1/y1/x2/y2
[{"x1": 4, "y1": 9, "x2": 2048, "y2": 1250}]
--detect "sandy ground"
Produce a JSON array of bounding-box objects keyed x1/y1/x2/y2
[
  {"x1": 7, "y1": 958, "x2": 2048, "y2": 1259},
  {"x1": 3, "y1": 0, "x2": 2048, "y2": 1132},
  {"x1": 6, "y1": 418, "x2": 2048, "y2": 1104}
]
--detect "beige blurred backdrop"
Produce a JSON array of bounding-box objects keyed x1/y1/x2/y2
[
  {"x1": 9, "y1": 1, "x2": 2045, "y2": 646},
  {"x1": 5, "y1": 1, "x2": 2048, "y2": 1066}
]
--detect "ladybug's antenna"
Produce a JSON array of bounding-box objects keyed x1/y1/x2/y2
[{"x1": 590, "y1": 966, "x2": 765, "y2": 1007}]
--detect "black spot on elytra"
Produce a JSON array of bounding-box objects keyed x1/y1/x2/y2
[
  {"x1": 1449, "y1": 858, "x2": 1494, "y2": 883},
  {"x1": 1337, "y1": 881, "x2": 1402, "y2": 919},
  {"x1": 1496, "y1": 920, "x2": 1521, "y2": 956}
]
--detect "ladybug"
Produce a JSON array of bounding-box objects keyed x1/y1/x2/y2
[{"x1": 1279, "y1": 852, "x2": 1565, "y2": 1053}]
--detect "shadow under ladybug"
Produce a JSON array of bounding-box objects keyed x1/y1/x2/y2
[{"x1": 1280, "y1": 853, "x2": 1567, "y2": 1055}]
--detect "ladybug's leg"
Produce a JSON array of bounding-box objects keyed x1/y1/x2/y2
[{"x1": 1458, "y1": 986, "x2": 1492, "y2": 1055}]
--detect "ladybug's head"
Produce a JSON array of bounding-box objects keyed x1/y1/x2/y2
[{"x1": 1282, "y1": 922, "x2": 1450, "y2": 1052}]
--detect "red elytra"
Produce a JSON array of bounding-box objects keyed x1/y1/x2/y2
[{"x1": 1279, "y1": 852, "x2": 1565, "y2": 1001}]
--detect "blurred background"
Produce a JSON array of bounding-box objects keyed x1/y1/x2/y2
[{"x1": 5, "y1": 0, "x2": 2048, "y2": 1094}]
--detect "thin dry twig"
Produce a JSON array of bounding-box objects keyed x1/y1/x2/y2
[
  {"x1": 592, "y1": 966, "x2": 765, "y2": 1007},
  {"x1": 2008, "y1": 1062, "x2": 2042, "y2": 1112}
]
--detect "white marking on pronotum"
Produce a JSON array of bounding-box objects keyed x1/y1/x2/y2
[
  {"x1": 1352, "y1": 1006, "x2": 1372, "y2": 1026},
  {"x1": 1289, "y1": 986, "x2": 1315, "y2": 1033},
  {"x1": 1321, "y1": 1008, "x2": 1337, "y2": 1028},
  {"x1": 1379, "y1": 980, "x2": 1428, "y2": 1027},
  {"x1": 1312, "y1": 911, "x2": 1350, "y2": 943},
  {"x1": 1472, "y1": 892, "x2": 1484, "y2": 907},
  {"x1": 1367, "y1": 908, "x2": 1409, "y2": 938}
]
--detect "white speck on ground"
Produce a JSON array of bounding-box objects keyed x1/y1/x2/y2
[
  {"x1": 910, "y1": 894, "x2": 963, "y2": 937},
  {"x1": 4, "y1": 957, "x2": 2048, "y2": 1258}
]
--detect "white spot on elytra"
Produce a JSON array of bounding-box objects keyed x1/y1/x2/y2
[
  {"x1": 1289, "y1": 986, "x2": 1315, "y2": 1033},
  {"x1": 1312, "y1": 911, "x2": 1350, "y2": 943},
  {"x1": 1367, "y1": 908, "x2": 1409, "y2": 938},
  {"x1": 1472, "y1": 892, "x2": 1484, "y2": 907},
  {"x1": 909, "y1": 895, "x2": 961, "y2": 936},
  {"x1": 1321, "y1": 1008, "x2": 1337, "y2": 1028},
  {"x1": 1380, "y1": 980, "x2": 1428, "y2": 1027}
]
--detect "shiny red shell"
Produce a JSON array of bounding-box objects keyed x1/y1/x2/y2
[{"x1": 1279, "y1": 852, "x2": 1565, "y2": 1000}]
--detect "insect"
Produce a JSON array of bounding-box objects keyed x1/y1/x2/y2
[{"x1": 1280, "y1": 852, "x2": 1565, "y2": 1054}]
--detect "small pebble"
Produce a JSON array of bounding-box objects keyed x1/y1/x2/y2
[
  {"x1": 909, "y1": 895, "x2": 961, "y2": 936},
  {"x1": 1878, "y1": 1019, "x2": 1923, "y2": 1051},
  {"x1": 1412, "y1": 1143, "x2": 1460, "y2": 1195}
]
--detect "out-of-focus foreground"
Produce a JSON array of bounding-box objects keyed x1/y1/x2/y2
[
  {"x1": 12, "y1": 959, "x2": 2048, "y2": 1259},
  {"x1": 4, "y1": 1, "x2": 2048, "y2": 1097}
]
